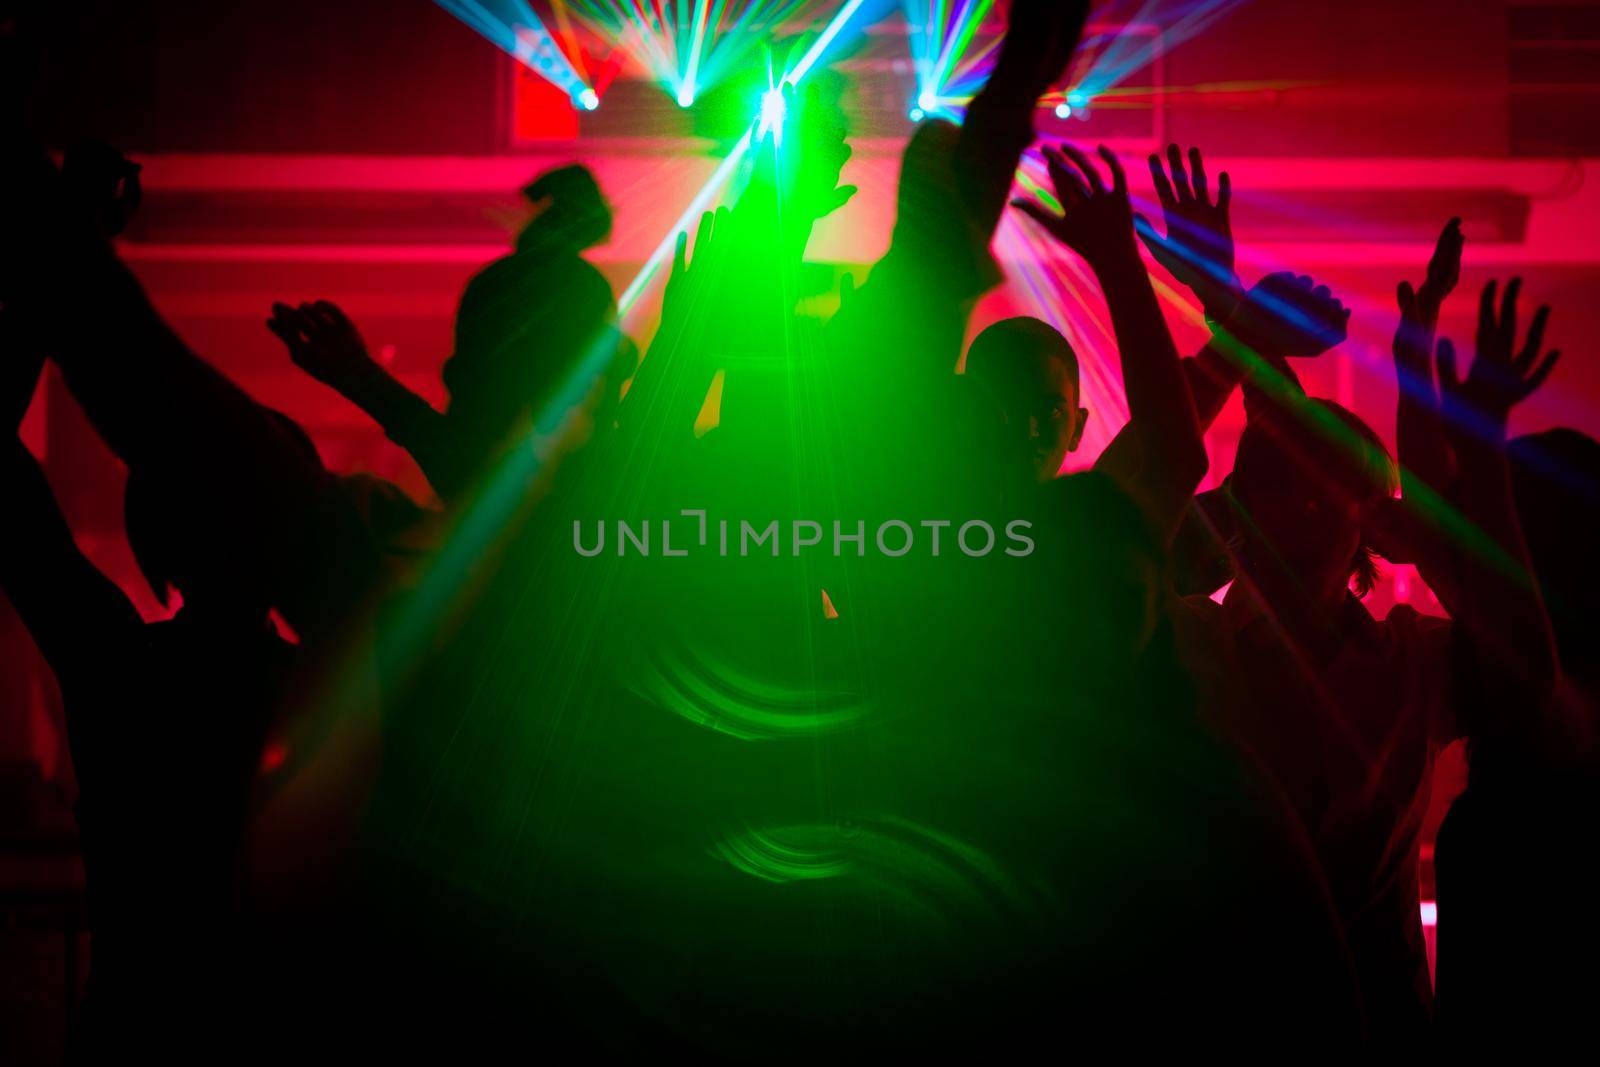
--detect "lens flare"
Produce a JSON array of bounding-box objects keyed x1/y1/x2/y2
[{"x1": 758, "y1": 85, "x2": 788, "y2": 141}]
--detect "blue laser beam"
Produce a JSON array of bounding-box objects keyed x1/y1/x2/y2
[
  {"x1": 787, "y1": 0, "x2": 870, "y2": 83},
  {"x1": 435, "y1": 0, "x2": 596, "y2": 108},
  {"x1": 1077, "y1": 0, "x2": 1249, "y2": 97}
]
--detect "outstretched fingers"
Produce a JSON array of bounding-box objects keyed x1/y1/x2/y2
[
  {"x1": 1098, "y1": 145, "x2": 1128, "y2": 195},
  {"x1": 1436, "y1": 336, "x2": 1461, "y2": 395},
  {"x1": 1515, "y1": 305, "x2": 1551, "y2": 374},
  {"x1": 1477, "y1": 278, "x2": 1499, "y2": 357},
  {"x1": 1427, "y1": 217, "x2": 1464, "y2": 291},
  {"x1": 1039, "y1": 149, "x2": 1087, "y2": 206},
  {"x1": 1497, "y1": 277, "x2": 1523, "y2": 357},
  {"x1": 694, "y1": 209, "x2": 716, "y2": 262},
  {"x1": 671, "y1": 229, "x2": 689, "y2": 284},
  {"x1": 1521, "y1": 350, "x2": 1561, "y2": 398},
  {"x1": 267, "y1": 302, "x2": 307, "y2": 345},
  {"x1": 1187, "y1": 147, "x2": 1208, "y2": 205},
  {"x1": 1011, "y1": 196, "x2": 1063, "y2": 232},
  {"x1": 1054, "y1": 143, "x2": 1104, "y2": 197},
  {"x1": 1166, "y1": 143, "x2": 1192, "y2": 205},
  {"x1": 1397, "y1": 281, "x2": 1417, "y2": 320},
  {"x1": 1148, "y1": 153, "x2": 1178, "y2": 212},
  {"x1": 307, "y1": 301, "x2": 352, "y2": 335}
]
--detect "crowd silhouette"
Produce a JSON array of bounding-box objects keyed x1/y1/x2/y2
[{"x1": 3, "y1": 1, "x2": 1598, "y2": 1059}]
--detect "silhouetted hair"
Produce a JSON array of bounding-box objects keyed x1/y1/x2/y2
[
  {"x1": 519, "y1": 164, "x2": 611, "y2": 253},
  {"x1": 1233, "y1": 399, "x2": 1397, "y2": 597},
  {"x1": 965, "y1": 317, "x2": 1080, "y2": 394}
]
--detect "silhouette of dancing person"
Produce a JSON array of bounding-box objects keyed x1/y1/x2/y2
[{"x1": 269, "y1": 164, "x2": 627, "y2": 503}]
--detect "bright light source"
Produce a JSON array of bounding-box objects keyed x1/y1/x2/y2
[
  {"x1": 1066, "y1": 90, "x2": 1088, "y2": 108},
  {"x1": 909, "y1": 106, "x2": 926, "y2": 123},
  {"x1": 917, "y1": 90, "x2": 937, "y2": 113},
  {"x1": 758, "y1": 85, "x2": 787, "y2": 141},
  {"x1": 677, "y1": 86, "x2": 695, "y2": 108},
  {"x1": 578, "y1": 88, "x2": 600, "y2": 111},
  {"x1": 787, "y1": 0, "x2": 868, "y2": 85},
  {"x1": 1055, "y1": 102, "x2": 1072, "y2": 119}
]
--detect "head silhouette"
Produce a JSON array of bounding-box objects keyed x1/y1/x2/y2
[
  {"x1": 443, "y1": 248, "x2": 617, "y2": 454},
  {"x1": 517, "y1": 164, "x2": 611, "y2": 254},
  {"x1": 1229, "y1": 400, "x2": 1396, "y2": 598},
  {"x1": 965, "y1": 318, "x2": 1088, "y2": 480}
]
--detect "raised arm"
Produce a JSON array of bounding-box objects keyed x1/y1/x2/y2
[
  {"x1": 1131, "y1": 146, "x2": 1346, "y2": 432},
  {"x1": 1132, "y1": 144, "x2": 1246, "y2": 424},
  {"x1": 955, "y1": 0, "x2": 1091, "y2": 240},
  {"x1": 1436, "y1": 280, "x2": 1565, "y2": 747},
  {"x1": 1395, "y1": 219, "x2": 1464, "y2": 499},
  {"x1": 8, "y1": 154, "x2": 375, "y2": 639},
  {"x1": 1013, "y1": 144, "x2": 1206, "y2": 536},
  {"x1": 615, "y1": 208, "x2": 733, "y2": 449},
  {"x1": 830, "y1": 1, "x2": 1089, "y2": 356},
  {"x1": 1372, "y1": 221, "x2": 1467, "y2": 599},
  {"x1": 1097, "y1": 271, "x2": 1348, "y2": 482},
  {"x1": 1098, "y1": 148, "x2": 1345, "y2": 479},
  {"x1": 1134, "y1": 144, "x2": 1241, "y2": 324},
  {"x1": 1096, "y1": 145, "x2": 1241, "y2": 484},
  {"x1": 268, "y1": 300, "x2": 460, "y2": 497}
]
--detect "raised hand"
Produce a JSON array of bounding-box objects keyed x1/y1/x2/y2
[
  {"x1": 783, "y1": 84, "x2": 857, "y2": 225},
  {"x1": 1135, "y1": 144, "x2": 1238, "y2": 320},
  {"x1": 659, "y1": 206, "x2": 733, "y2": 340},
  {"x1": 1407, "y1": 217, "x2": 1463, "y2": 330},
  {"x1": 1391, "y1": 218, "x2": 1465, "y2": 503},
  {"x1": 1396, "y1": 218, "x2": 1463, "y2": 372},
  {"x1": 623, "y1": 207, "x2": 734, "y2": 439},
  {"x1": 267, "y1": 300, "x2": 380, "y2": 392},
  {"x1": 1020, "y1": 144, "x2": 1207, "y2": 535},
  {"x1": 1223, "y1": 272, "x2": 1350, "y2": 362},
  {"x1": 1438, "y1": 278, "x2": 1560, "y2": 435},
  {"x1": 1012, "y1": 143, "x2": 1137, "y2": 267},
  {"x1": 742, "y1": 83, "x2": 856, "y2": 265},
  {"x1": 1435, "y1": 278, "x2": 1563, "y2": 722}
]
